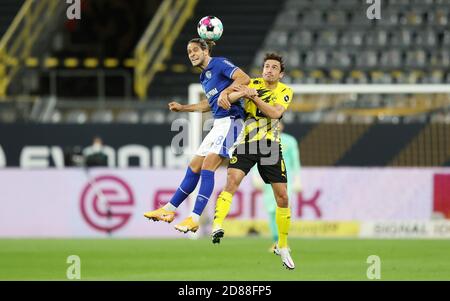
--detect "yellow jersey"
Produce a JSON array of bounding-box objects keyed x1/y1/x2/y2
[{"x1": 240, "y1": 78, "x2": 293, "y2": 144}]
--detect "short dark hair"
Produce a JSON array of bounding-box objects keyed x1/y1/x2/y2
[
  {"x1": 263, "y1": 53, "x2": 285, "y2": 72},
  {"x1": 188, "y1": 38, "x2": 216, "y2": 55}
]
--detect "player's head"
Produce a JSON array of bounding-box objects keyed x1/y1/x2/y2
[
  {"x1": 262, "y1": 53, "x2": 285, "y2": 84},
  {"x1": 187, "y1": 38, "x2": 215, "y2": 68}
]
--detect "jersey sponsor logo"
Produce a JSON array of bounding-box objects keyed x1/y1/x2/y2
[
  {"x1": 205, "y1": 87, "x2": 218, "y2": 99},
  {"x1": 205, "y1": 71, "x2": 212, "y2": 79}
]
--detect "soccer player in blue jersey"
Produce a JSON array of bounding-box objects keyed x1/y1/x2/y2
[{"x1": 144, "y1": 38, "x2": 251, "y2": 233}]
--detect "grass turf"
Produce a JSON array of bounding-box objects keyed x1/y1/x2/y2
[{"x1": 0, "y1": 238, "x2": 449, "y2": 280}]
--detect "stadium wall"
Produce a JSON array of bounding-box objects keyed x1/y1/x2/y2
[
  {"x1": 0, "y1": 168, "x2": 449, "y2": 238},
  {"x1": 1, "y1": 123, "x2": 449, "y2": 167}
]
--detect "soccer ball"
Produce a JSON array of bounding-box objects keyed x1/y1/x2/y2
[{"x1": 197, "y1": 16, "x2": 223, "y2": 41}]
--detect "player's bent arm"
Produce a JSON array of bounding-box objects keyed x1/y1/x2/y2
[
  {"x1": 227, "y1": 90, "x2": 246, "y2": 103},
  {"x1": 250, "y1": 96, "x2": 286, "y2": 119},
  {"x1": 218, "y1": 69, "x2": 251, "y2": 109},
  {"x1": 222, "y1": 68, "x2": 251, "y2": 95}
]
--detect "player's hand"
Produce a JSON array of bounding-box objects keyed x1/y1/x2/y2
[
  {"x1": 246, "y1": 88, "x2": 258, "y2": 99},
  {"x1": 218, "y1": 92, "x2": 231, "y2": 110},
  {"x1": 233, "y1": 85, "x2": 257, "y2": 99},
  {"x1": 168, "y1": 101, "x2": 183, "y2": 112}
]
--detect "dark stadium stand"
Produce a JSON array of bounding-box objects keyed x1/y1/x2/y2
[{"x1": 0, "y1": 0, "x2": 25, "y2": 36}]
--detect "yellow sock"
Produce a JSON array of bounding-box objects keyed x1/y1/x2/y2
[
  {"x1": 213, "y1": 191, "x2": 233, "y2": 229},
  {"x1": 276, "y1": 206, "x2": 291, "y2": 248}
]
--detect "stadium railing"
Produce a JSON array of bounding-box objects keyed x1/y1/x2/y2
[
  {"x1": 134, "y1": 0, "x2": 198, "y2": 100},
  {"x1": 0, "y1": 0, "x2": 63, "y2": 98}
]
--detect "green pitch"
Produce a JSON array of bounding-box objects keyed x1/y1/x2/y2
[{"x1": 1, "y1": 238, "x2": 449, "y2": 280}]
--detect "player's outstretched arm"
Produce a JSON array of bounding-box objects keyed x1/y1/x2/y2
[{"x1": 168, "y1": 99, "x2": 211, "y2": 113}]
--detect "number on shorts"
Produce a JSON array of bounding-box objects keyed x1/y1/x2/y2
[{"x1": 215, "y1": 135, "x2": 224, "y2": 145}]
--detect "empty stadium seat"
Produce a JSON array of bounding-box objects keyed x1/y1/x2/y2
[
  {"x1": 365, "y1": 30, "x2": 388, "y2": 48},
  {"x1": 316, "y1": 30, "x2": 339, "y2": 47},
  {"x1": 326, "y1": 11, "x2": 348, "y2": 27},
  {"x1": 0, "y1": 109, "x2": 17, "y2": 123},
  {"x1": 273, "y1": 10, "x2": 299, "y2": 30},
  {"x1": 141, "y1": 110, "x2": 165, "y2": 124},
  {"x1": 65, "y1": 110, "x2": 88, "y2": 124},
  {"x1": 390, "y1": 29, "x2": 413, "y2": 48},
  {"x1": 405, "y1": 50, "x2": 427, "y2": 68},
  {"x1": 355, "y1": 50, "x2": 378, "y2": 68},
  {"x1": 300, "y1": 10, "x2": 324, "y2": 28},
  {"x1": 414, "y1": 29, "x2": 437, "y2": 48},
  {"x1": 264, "y1": 30, "x2": 289, "y2": 50},
  {"x1": 379, "y1": 49, "x2": 402, "y2": 68},
  {"x1": 290, "y1": 30, "x2": 313, "y2": 49},
  {"x1": 304, "y1": 50, "x2": 328, "y2": 68},
  {"x1": 116, "y1": 110, "x2": 140, "y2": 123},
  {"x1": 335, "y1": 0, "x2": 360, "y2": 9},
  {"x1": 90, "y1": 110, "x2": 114, "y2": 123},
  {"x1": 403, "y1": 114, "x2": 428, "y2": 123},
  {"x1": 340, "y1": 30, "x2": 364, "y2": 47},
  {"x1": 50, "y1": 110, "x2": 62, "y2": 123},
  {"x1": 329, "y1": 50, "x2": 352, "y2": 69}
]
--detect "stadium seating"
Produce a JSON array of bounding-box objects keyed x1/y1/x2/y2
[
  {"x1": 116, "y1": 110, "x2": 140, "y2": 124},
  {"x1": 90, "y1": 110, "x2": 114, "y2": 123},
  {"x1": 65, "y1": 110, "x2": 88, "y2": 124},
  {"x1": 256, "y1": 0, "x2": 450, "y2": 84},
  {"x1": 1, "y1": 0, "x2": 449, "y2": 126}
]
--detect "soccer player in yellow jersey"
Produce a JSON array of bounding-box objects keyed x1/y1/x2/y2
[{"x1": 212, "y1": 53, "x2": 296, "y2": 270}]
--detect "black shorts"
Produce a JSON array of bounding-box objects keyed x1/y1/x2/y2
[{"x1": 228, "y1": 141, "x2": 287, "y2": 184}]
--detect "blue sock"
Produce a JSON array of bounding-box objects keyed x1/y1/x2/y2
[
  {"x1": 193, "y1": 169, "x2": 215, "y2": 216},
  {"x1": 169, "y1": 167, "x2": 200, "y2": 208}
]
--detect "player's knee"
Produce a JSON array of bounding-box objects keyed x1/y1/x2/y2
[
  {"x1": 201, "y1": 154, "x2": 222, "y2": 171},
  {"x1": 188, "y1": 157, "x2": 203, "y2": 173},
  {"x1": 188, "y1": 163, "x2": 201, "y2": 174}
]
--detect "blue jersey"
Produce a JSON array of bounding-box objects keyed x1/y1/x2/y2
[{"x1": 200, "y1": 57, "x2": 245, "y2": 119}]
